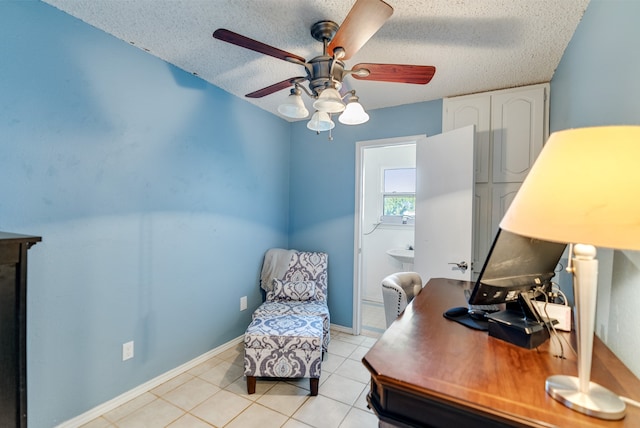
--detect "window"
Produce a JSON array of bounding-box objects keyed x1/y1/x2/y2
[{"x1": 382, "y1": 168, "x2": 415, "y2": 223}]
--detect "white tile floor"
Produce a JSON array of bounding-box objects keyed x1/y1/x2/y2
[
  {"x1": 361, "y1": 301, "x2": 386, "y2": 335},
  {"x1": 81, "y1": 330, "x2": 382, "y2": 428}
]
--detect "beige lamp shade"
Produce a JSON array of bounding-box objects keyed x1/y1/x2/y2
[{"x1": 500, "y1": 126, "x2": 640, "y2": 251}]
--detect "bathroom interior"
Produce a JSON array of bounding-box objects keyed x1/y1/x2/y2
[{"x1": 359, "y1": 142, "x2": 417, "y2": 335}]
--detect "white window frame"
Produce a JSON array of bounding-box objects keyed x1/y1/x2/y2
[{"x1": 380, "y1": 167, "x2": 416, "y2": 225}]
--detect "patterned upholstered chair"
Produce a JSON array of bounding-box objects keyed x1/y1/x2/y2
[
  {"x1": 381, "y1": 271, "x2": 423, "y2": 328},
  {"x1": 243, "y1": 249, "x2": 330, "y2": 394},
  {"x1": 244, "y1": 315, "x2": 322, "y2": 395},
  {"x1": 253, "y1": 249, "x2": 330, "y2": 352}
]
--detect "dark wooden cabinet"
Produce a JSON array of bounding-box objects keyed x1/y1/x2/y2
[
  {"x1": 363, "y1": 278, "x2": 640, "y2": 427},
  {"x1": 0, "y1": 232, "x2": 41, "y2": 428}
]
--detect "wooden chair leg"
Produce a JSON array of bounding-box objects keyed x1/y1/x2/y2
[
  {"x1": 310, "y1": 378, "x2": 319, "y2": 396},
  {"x1": 247, "y1": 376, "x2": 256, "y2": 394}
]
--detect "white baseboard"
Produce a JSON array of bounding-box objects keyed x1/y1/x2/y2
[
  {"x1": 330, "y1": 323, "x2": 353, "y2": 335},
  {"x1": 58, "y1": 325, "x2": 356, "y2": 427},
  {"x1": 56, "y1": 336, "x2": 244, "y2": 428}
]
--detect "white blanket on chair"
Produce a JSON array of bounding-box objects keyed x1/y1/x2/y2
[{"x1": 260, "y1": 248, "x2": 296, "y2": 292}]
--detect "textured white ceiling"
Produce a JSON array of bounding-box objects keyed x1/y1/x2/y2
[{"x1": 43, "y1": 0, "x2": 590, "y2": 121}]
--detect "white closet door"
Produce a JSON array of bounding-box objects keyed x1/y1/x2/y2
[
  {"x1": 443, "y1": 95, "x2": 491, "y2": 183},
  {"x1": 491, "y1": 87, "x2": 545, "y2": 183}
]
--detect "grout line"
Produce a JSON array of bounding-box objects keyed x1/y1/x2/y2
[{"x1": 79, "y1": 333, "x2": 379, "y2": 428}]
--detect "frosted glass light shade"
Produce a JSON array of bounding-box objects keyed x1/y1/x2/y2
[
  {"x1": 500, "y1": 126, "x2": 640, "y2": 250},
  {"x1": 339, "y1": 100, "x2": 369, "y2": 125},
  {"x1": 313, "y1": 88, "x2": 345, "y2": 113},
  {"x1": 277, "y1": 92, "x2": 309, "y2": 119},
  {"x1": 307, "y1": 111, "x2": 335, "y2": 132}
]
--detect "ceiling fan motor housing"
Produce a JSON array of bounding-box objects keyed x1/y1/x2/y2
[{"x1": 307, "y1": 56, "x2": 345, "y2": 96}]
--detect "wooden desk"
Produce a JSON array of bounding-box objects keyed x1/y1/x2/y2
[{"x1": 363, "y1": 278, "x2": 640, "y2": 427}]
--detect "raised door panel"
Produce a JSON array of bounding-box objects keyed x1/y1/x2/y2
[
  {"x1": 472, "y1": 183, "x2": 490, "y2": 279},
  {"x1": 0, "y1": 233, "x2": 39, "y2": 428},
  {"x1": 491, "y1": 87, "x2": 545, "y2": 183},
  {"x1": 443, "y1": 95, "x2": 491, "y2": 183},
  {"x1": 491, "y1": 183, "x2": 522, "y2": 234},
  {"x1": 0, "y1": 263, "x2": 18, "y2": 428},
  {"x1": 0, "y1": 240, "x2": 28, "y2": 428}
]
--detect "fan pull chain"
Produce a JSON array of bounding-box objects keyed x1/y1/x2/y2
[{"x1": 328, "y1": 113, "x2": 334, "y2": 141}]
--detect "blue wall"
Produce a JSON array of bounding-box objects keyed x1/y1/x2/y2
[
  {"x1": 549, "y1": 0, "x2": 640, "y2": 376},
  {"x1": 288, "y1": 102, "x2": 443, "y2": 327},
  {"x1": 3, "y1": 0, "x2": 638, "y2": 425},
  {"x1": 1, "y1": 2, "x2": 290, "y2": 426},
  {"x1": 289, "y1": 0, "x2": 640, "y2": 329},
  {"x1": 550, "y1": 0, "x2": 640, "y2": 130}
]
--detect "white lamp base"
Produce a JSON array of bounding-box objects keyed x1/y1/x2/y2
[{"x1": 546, "y1": 374, "x2": 626, "y2": 420}]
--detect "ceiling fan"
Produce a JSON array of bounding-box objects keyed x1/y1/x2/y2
[{"x1": 212, "y1": 0, "x2": 436, "y2": 131}]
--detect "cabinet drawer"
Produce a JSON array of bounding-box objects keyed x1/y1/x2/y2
[{"x1": 0, "y1": 244, "x2": 19, "y2": 265}]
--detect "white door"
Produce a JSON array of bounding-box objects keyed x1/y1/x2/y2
[{"x1": 413, "y1": 125, "x2": 475, "y2": 281}]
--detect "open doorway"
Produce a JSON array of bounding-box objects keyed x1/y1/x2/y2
[
  {"x1": 353, "y1": 127, "x2": 476, "y2": 336},
  {"x1": 353, "y1": 135, "x2": 423, "y2": 336}
]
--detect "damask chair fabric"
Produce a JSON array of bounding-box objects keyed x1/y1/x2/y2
[
  {"x1": 244, "y1": 315, "x2": 322, "y2": 395},
  {"x1": 254, "y1": 250, "x2": 330, "y2": 352},
  {"x1": 381, "y1": 271, "x2": 423, "y2": 328},
  {"x1": 264, "y1": 251, "x2": 328, "y2": 302},
  {"x1": 270, "y1": 279, "x2": 317, "y2": 302}
]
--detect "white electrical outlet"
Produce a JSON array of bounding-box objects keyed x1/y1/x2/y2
[
  {"x1": 240, "y1": 296, "x2": 248, "y2": 311},
  {"x1": 122, "y1": 341, "x2": 134, "y2": 361}
]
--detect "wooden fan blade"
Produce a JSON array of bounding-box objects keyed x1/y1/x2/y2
[
  {"x1": 328, "y1": 0, "x2": 393, "y2": 61},
  {"x1": 213, "y1": 29, "x2": 306, "y2": 64},
  {"x1": 245, "y1": 77, "x2": 307, "y2": 98},
  {"x1": 351, "y1": 63, "x2": 436, "y2": 84}
]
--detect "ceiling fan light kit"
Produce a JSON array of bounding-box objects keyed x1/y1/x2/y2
[
  {"x1": 213, "y1": 0, "x2": 436, "y2": 139},
  {"x1": 339, "y1": 94, "x2": 369, "y2": 125},
  {"x1": 312, "y1": 87, "x2": 347, "y2": 114},
  {"x1": 307, "y1": 111, "x2": 335, "y2": 132},
  {"x1": 277, "y1": 87, "x2": 310, "y2": 119}
]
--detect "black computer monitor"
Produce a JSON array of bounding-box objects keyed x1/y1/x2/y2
[{"x1": 468, "y1": 228, "x2": 566, "y2": 308}]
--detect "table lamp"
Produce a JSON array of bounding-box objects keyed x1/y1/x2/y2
[{"x1": 500, "y1": 125, "x2": 640, "y2": 420}]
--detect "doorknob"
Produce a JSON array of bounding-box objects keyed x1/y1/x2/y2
[{"x1": 448, "y1": 261, "x2": 468, "y2": 272}]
